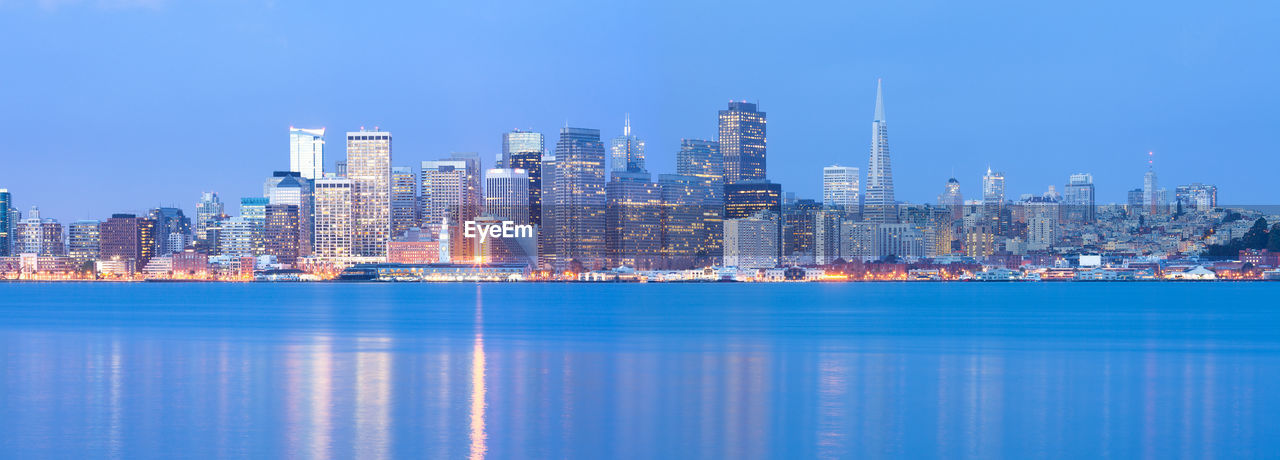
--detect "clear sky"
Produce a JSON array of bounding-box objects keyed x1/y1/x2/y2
[{"x1": 1, "y1": 0, "x2": 1277, "y2": 219}]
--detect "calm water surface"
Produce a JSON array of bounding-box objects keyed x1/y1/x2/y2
[{"x1": 0, "y1": 282, "x2": 1277, "y2": 458}]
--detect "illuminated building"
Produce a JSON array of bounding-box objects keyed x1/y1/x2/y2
[
  {"x1": 265, "y1": 171, "x2": 313, "y2": 257},
  {"x1": 814, "y1": 209, "x2": 844, "y2": 264},
  {"x1": 421, "y1": 158, "x2": 471, "y2": 256},
  {"x1": 346, "y1": 129, "x2": 392, "y2": 257},
  {"x1": 1176, "y1": 183, "x2": 1217, "y2": 212},
  {"x1": 484, "y1": 168, "x2": 530, "y2": 225},
  {"x1": 100, "y1": 213, "x2": 157, "y2": 272},
  {"x1": 610, "y1": 115, "x2": 646, "y2": 173},
  {"x1": 265, "y1": 204, "x2": 301, "y2": 265},
  {"x1": 543, "y1": 127, "x2": 607, "y2": 271},
  {"x1": 502, "y1": 130, "x2": 545, "y2": 225},
  {"x1": 1063, "y1": 173, "x2": 1095, "y2": 223},
  {"x1": 16, "y1": 207, "x2": 64, "y2": 256},
  {"x1": 313, "y1": 176, "x2": 354, "y2": 258},
  {"x1": 68, "y1": 220, "x2": 100, "y2": 266},
  {"x1": 657, "y1": 174, "x2": 707, "y2": 269},
  {"x1": 964, "y1": 225, "x2": 997, "y2": 260},
  {"x1": 677, "y1": 139, "x2": 723, "y2": 197},
  {"x1": 218, "y1": 217, "x2": 258, "y2": 257},
  {"x1": 148, "y1": 207, "x2": 191, "y2": 254},
  {"x1": 723, "y1": 212, "x2": 779, "y2": 269},
  {"x1": 388, "y1": 228, "x2": 441, "y2": 264},
  {"x1": 840, "y1": 221, "x2": 877, "y2": 261},
  {"x1": 1023, "y1": 195, "x2": 1060, "y2": 250},
  {"x1": 725, "y1": 180, "x2": 782, "y2": 261},
  {"x1": 194, "y1": 192, "x2": 224, "y2": 250},
  {"x1": 289, "y1": 127, "x2": 325, "y2": 180},
  {"x1": 864, "y1": 80, "x2": 898, "y2": 223},
  {"x1": 0, "y1": 189, "x2": 10, "y2": 256},
  {"x1": 718, "y1": 101, "x2": 766, "y2": 184},
  {"x1": 783, "y1": 199, "x2": 820, "y2": 265},
  {"x1": 938, "y1": 178, "x2": 963, "y2": 220},
  {"x1": 391, "y1": 166, "x2": 418, "y2": 237},
  {"x1": 822, "y1": 165, "x2": 860, "y2": 212},
  {"x1": 606, "y1": 171, "x2": 663, "y2": 269},
  {"x1": 239, "y1": 197, "x2": 268, "y2": 255},
  {"x1": 875, "y1": 223, "x2": 925, "y2": 260}
]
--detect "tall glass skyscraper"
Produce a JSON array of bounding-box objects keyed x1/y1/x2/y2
[
  {"x1": 503, "y1": 130, "x2": 545, "y2": 226},
  {"x1": 863, "y1": 80, "x2": 898, "y2": 223},
  {"x1": 194, "y1": 192, "x2": 224, "y2": 250},
  {"x1": 718, "y1": 102, "x2": 766, "y2": 184},
  {"x1": 484, "y1": 168, "x2": 530, "y2": 225},
  {"x1": 0, "y1": 189, "x2": 10, "y2": 256},
  {"x1": 289, "y1": 127, "x2": 325, "y2": 180},
  {"x1": 313, "y1": 176, "x2": 354, "y2": 258},
  {"x1": 610, "y1": 115, "x2": 646, "y2": 174},
  {"x1": 346, "y1": 129, "x2": 392, "y2": 257},
  {"x1": 1063, "y1": 173, "x2": 1096, "y2": 223},
  {"x1": 390, "y1": 166, "x2": 418, "y2": 237},
  {"x1": 545, "y1": 127, "x2": 607, "y2": 271}
]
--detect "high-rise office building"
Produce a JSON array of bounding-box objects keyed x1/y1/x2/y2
[
  {"x1": 725, "y1": 181, "x2": 783, "y2": 220},
  {"x1": 391, "y1": 166, "x2": 418, "y2": 237},
  {"x1": 217, "y1": 217, "x2": 257, "y2": 258},
  {"x1": 346, "y1": 129, "x2": 392, "y2": 257},
  {"x1": 783, "y1": 199, "x2": 821, "y2": 265},
  {"x1": 656, "y1": 174, "x2": 706, "y2": 269},
  {"x1": 1175, "y1": 183, "x2": 1218, "y2": 211},
  {"x1": 605, "y1": 170, "x2": 663, "y2": 269},
  {"x1": 194, "y1": 192, "x2": 224, "y2": 250},
  {"x1": 1063, "y1": 173, "x2": 1096, "y2": 223},
  {"x1": 723, "y1": 213, "x2": 779, "y2": 269},
  {"x1": 148, "y1": 207, "x2": 191, "y2": 255},
  {"x1": 725, "y1": 181, "x2": 783, "y2": 261},
  {"x1": 485, "y1": 168, "x2": 531, "y2": 225},
  {"x1": 16, "y1": 207, "x2": 64, "y2": 256},
  {"x1": 100, "y1": 214, "x2": 157, "y2": 272},
  {"x1": 264, "y1": 171, "x2": 313, "y2": 257},
  {"x1": 0, "y1": 189, "x2": 10, "y2": 257},
  {"x1": 1023, "y1": 195, "x2": 1061, "y2": 250},
  {"x1": 421, "y1": 158, "x2": 476, "y2": 257},
  {"x1": 543, "y1": 127, "x2": 608, "y2": 271},
  {"x1": 503, "y1": 130, "x2": 545, "y2": 226},
  {"x1": 313, "y1": 177, "x2": 354, "y2": 258},
  {"x1": 68, "y1": 220, "x2": 100, "y2": 266},
  {"x1": 938, "y1": 178, "x2": 964, "y2": 220},
  {"x1": 610, "y1": 115, "x2": 646, "y2": 174},
  {"x1": 677, "y1": 139, "x2": 723, "y2": 196},
  {"x1": 822, "y1": 165, "x2": 860, "y2": 212},
  {"x1": 265, "y1": 204, "x2": 301, "y2": 265},
  {"x1": 240, "y1": 197, "x2": 268, "y2": 256},
  {"x1": 289, "y1": 127, "x2": 325, "y2": 180},
  {"x1": 864, "y1": 80, "x2": 898, "y2": 223},
  {"x1": 982, "y1": 168, "x2": 1006, "y2": 209},
  {"x1": 718, "y1": 101, "x2": 766, "y2": 184}
]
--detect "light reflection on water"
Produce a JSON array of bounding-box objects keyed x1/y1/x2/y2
[{"x1": 0, "y1": 282, "x2": 1277, "y2": 458}]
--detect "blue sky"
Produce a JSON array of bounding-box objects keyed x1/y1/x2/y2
[{"x1": 1, "y1": 0, "x2": 1277, "y2": 219}]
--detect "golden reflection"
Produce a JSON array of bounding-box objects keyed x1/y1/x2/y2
[
  {"x1": 356, "y1": 336, "x2": 391, "y2": 459},
  {"x1": 469, "y1": 284, "x2": 488, "y2": 460}
]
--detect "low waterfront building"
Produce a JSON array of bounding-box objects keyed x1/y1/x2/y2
[{"x1": 337, "y1": 262, "x2": 530, "y2": 282}]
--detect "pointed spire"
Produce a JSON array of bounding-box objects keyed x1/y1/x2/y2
[
  {"x1": 874, "y1": 78, "x2": 885, "y2": 122},
  {"x1": 623, "y1": 113, "x2": 631, "y2": 137}
]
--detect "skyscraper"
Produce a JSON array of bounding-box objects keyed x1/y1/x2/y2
[
  {"x1": 1142, "y1": 152, "x2": 1165, "y2": 216},
  {"x1": 938, "y1": 178, "x2": 964, "y2": 220},
  {"x1": 194, "y1": 192, "x2": 224, "y2": 250},
  {"x1": 503, "y1": 130, "x2": 545, "y2": 226},
  {"x1": 610, "y1": 115, "x2": 646, "y2": 174},
  {"x1": 240, "y1": 197, "x2": 268, "y2": 256},
  {"x1": 544, "y1": 127, "x2": 608, "y2": 271},
  {"x1": 725, "y1": 181, "x2": 783, "y2": 261},
  {"x1": 822, "y1": 165, "x2": 860, "y2": 211},
  {"x1": 390, "y1": 166, "x2": 418, "y2": 237},
  {"x1": 484, "y1": 168, "x2": 530, "y2": 225},
  {"x1": 0, "y1": 189, "x2": 10, "y2": 257},
  {"x1": 265, "y1": 171, "x2": 313, "y2": 257},
  {"x1": 863, "y1": 80, "x2": 898, "y2": 223},
  {"x1": 68, "y1": 220, "x2": 100, "y2": 266},
  {"x1": 100, "y1": 214, "x2": 157, "y2": 272},
  {"x1": 718, "y1": 101, "x2": 766, "y2": 184},
  {"x1": 346, "y1": 129, "x2": 392, "y2": 257},
  {"x1": 16, "y1": 207, "x2": 64, "y2": 256},
  {"x1": 289, "y1": 127, "x2": 325, "y2": 180},
  {"x1": 265, "y1": 204, "x2": 301, "y2": 265},
  {"x1": 313, "y1": 176, "x2": 354, "y2": 258},
  {"x1": 421, "y1": 159, "x2": 470, "y2": 256},
  {"x1": 606, "y1": 170, "x2": 663, "y2": 269},
  {"x1": 1063, "y1": 173, "x2": 1096, "y2": 223},
  {"x1": 657, "y1": 174, "x2": 706, "y2": 269},
  {"x1": 676, "y1": 139, "x2": 723, "y2": 197},
  {"x1": 783, "y1": 198, "x2": 821, "y2": 265},
  {"x1": 148, "y1": 207, "x2": 191, "y2": 255},
  {"x1": 982, "y1": 168, "x2": 1005, "y2": 209}
]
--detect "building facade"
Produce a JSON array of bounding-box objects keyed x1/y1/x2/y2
[
  {"x1": 289, "y1": 127, "x2": 325, "y2": 180},
  {"x1": 718, "y1": 102, "x2": 766, "y2": 184},
  {"x1": 346, "y1": 129, "x2": 392, "y2": 257},
  {"x1": 823, "y1": 165, "x2": 860, "y2": 212}
]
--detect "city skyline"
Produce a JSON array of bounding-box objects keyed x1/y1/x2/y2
[{"x1": 1, "y1": 1, "x2": 1276, "y2": 219}]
